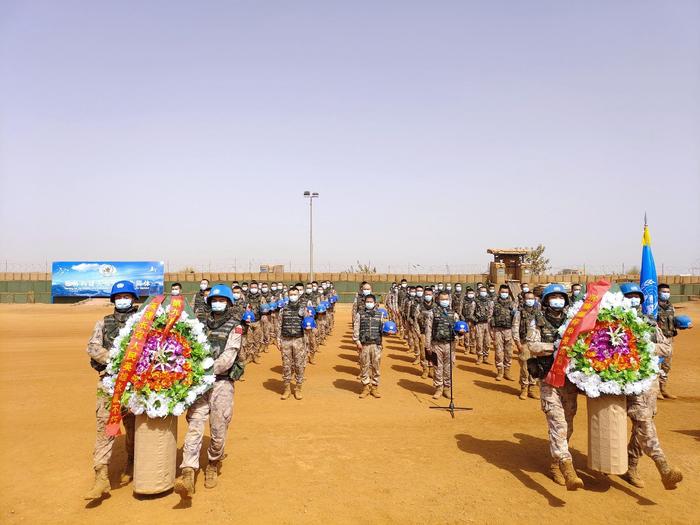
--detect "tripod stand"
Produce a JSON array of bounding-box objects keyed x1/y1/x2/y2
[{"x1": 429, "y1": 337, "x2": 472, "y2": 418}]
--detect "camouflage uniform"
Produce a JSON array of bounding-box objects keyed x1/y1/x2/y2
[
  {"x1": 181, "y1": 311, "x2": 243, "y2": 470},
  {"x1": 243, "y1": 293, "x2": 264, "y2": 362},
  {"x1": 656, "y1": 300, "x2": 677, "y2": 392},
  {"x1": 353, "y1": 309, "x2": 384, "y2": 387},
  {"x1": 303, "y1": 292, "x2": 320, "y2": 359},
  {"x1": 278, "y1": 303, "x2": 308, "y2": 385},
  {"x1": 86, "y1": 307, "x2": 139, "y2": 469},
  {"x1": 417, "y1": 300, "x2": 435, "y2": 371},
  {"x1": 193, "y1": 290, "x2": 209, "y2": 323},
  {"x1": 627, "y1": 382, "x2": 665, "y2": 465},
  {"x1": 490, "y1": 297, "x2": 517, "y2": 374},
  {"x1": 461, "y1": 296, "x2": 477, "y2": 353},
  {"x1": 512, "y1": 305, "x2": 544, "y2": 389},
  {"x1": 260, "y1": 291, "x2": 273, "y2": 349},
  {"x1": 473, "y1": 295, "x2": 493, "y2": 361},
  {"x1": 425, "y1": 306, "x2": 459, "y2": 388}
]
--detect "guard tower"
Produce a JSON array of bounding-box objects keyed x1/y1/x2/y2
[{"x1": 487, "y1": 248, "x2": 532, "y2": 284}]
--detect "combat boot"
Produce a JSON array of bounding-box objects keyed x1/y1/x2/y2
[
  {"x1": 495, "y1": 369, "x2": 504, "y2": 382},
  {"x1": 660, "y1": 386, "x2": 677, "y2": 400},
  {"x1": 475, "y1": 355, "x2": 483, "y2": 365},
  {"x1": 359, "y1": 384, "x2": 371, "y2": 398},
  {"x1": 518, "y1": 387, "x2": 528, "y2": 400},
  {"x1": 549, "y1": 462, "x2": 565, "y2": 486},
  {"x1": 528, "y1": 386, "x2": 540, "y2": 399},
  {"x1": 621, "y1": 463, "x2": 645, "y2": 488},
  {"x1": 370, "y1": 386, "x2": 381, "y2": 398},
  {"x1": 442, "y1": 387, "x2": 451, "y2": 399},
  {"x1": 252, "y1": 354, "x2": 261, "y2": 364},
  {"x1": 411, "y1": 356, "x2": 420, "y2": 365},
  {"x1": 121, "y1": 456, "x2": 134, "y2": 484},
  {"x1": 503, "y1": 368, "x2": 514, "y2": 381},
  {"x1": 84, "y1": 465, "x2": 110, "y2": 500},
  {"x1": 308, "y1": 353, "x2": 316, "y2": 365},
  {"x1": 428, "y1": 367, "x2": 434, "y2": 379},
  {"x1": 204, "y1": 461, "x2": 219, "y2": 489},
  {"x1": 483, "y1": 357, "x2": 491, "y2": 365},
  {"x1": 421, "y1": 367, "x2": 429, "y2": 379},
  {"x1": 432, "y1": 387, "x2": 443, "y2": 399},
  {"x1": 281, "y1": 383, "x2": 291, "y2": 400},
  {"x1": 559, "y1": 460, "x2": 584, "y2": 491},
  {"x1": 654, "y1": 458, "x2": 683, "y2": 489},
  {"x1": 294, "y1": 383, "x2": 303, "y2": 400},
  {"x1": 174, "y1": 467, "x2": 196, "y2": 499}
]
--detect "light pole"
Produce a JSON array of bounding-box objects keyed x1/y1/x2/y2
[{"x1": 303, "y1": 191, "x2": 319, "y2": 281}]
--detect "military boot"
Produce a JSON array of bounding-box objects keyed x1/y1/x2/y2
[
  {"x1": 528, "y1": 386, "x2": 540, "y2": 399},
  {"x1": 432, "y1": 387, "x2": 443, "y2": 399},
  {"x1": 294, "y1": 383, "x2": 303, "y2": 400},
  {"x1": 84, "y1": 465, "x2": 110, "y2": 500},
  {"x1": 281, "y1": 383, "x2": 291, "y2": 400},
  {"x1": 660, "y1": 385, "x2": 677, "y2": 400},
  {"x1": 252, "y1": 354, "x2": 261, "y2": 364},
  {"x1": 621, "y1": 462, "x2": 645, "y2": 488},
  {"x1": 655, "y1": 458, "x2": 683, "y2": 489},
  {"x1": 483, "y1": 357, "x2": 491, "y2": 365},
  {"x1": 204, "y1": 461, "x2": 219, "y2": 489},
  {"x1": 420, "y1": 367, "x2": 429, "y2": 379},
  {"x1": 411, "y1": 356, "x2": 420, "y2": 365},
  {"x1": 549, "y1": 461, "x2": 565, "y2": 486},
  {"x1": 121, "y1": 456, "x2": 134, "y2": 484},
  {"x1": 370, "y1": 386, "x2": 381, "y2": 398},
  {"x1": 503, "y1": 368, "x2": 514, "y2": 381},
  {"x1": 174, "y1": 467, "x2": 196, "y2": 499},
  {"x1": 428, "y1": 367, "x2": 434, "y2": 379},
  {"x1": 359, "y1": 384, "x2": 371, "y2": 398},
  {"x1": 559, "y1": 460, "x2": 584, "y2": 491},
  {"x1": 308, "y1": 353, "x2": 316, "y2": 365},
  {"x1": 442, "y1": 387, "x2": 451, "y2": 399},
  {"x1": 495, "y1": 369, "x2": 504, "y2": 381},
  {"x1": 475, "y1": 355, "x2": 483, "y2": 365},
  {"x1": 519, "y1": 387, "x2": 528, "y2": 400}
]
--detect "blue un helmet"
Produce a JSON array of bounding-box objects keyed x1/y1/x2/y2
[
  {"x1": 207, "y1": 284, "x2": 235, "y2": 306},
  {"x1": 306, "y1": 305, "x2": 316, "y2": 316},
  {"x1": 242, "y1": 310, "x2": 256, "y2": 323},
  {"x1": 316, "y1": 303, "x2": 327, "y2": 314},
  {"x1": 674, "y1": 315, "x2": 692, "y2": 329},
  {"x1": 541, "y1": 283, "x2": 570, "y2": 307},
  {"x1": 619, "y1": 282, "x2": 644, "y2": 301},
  {"x1": 377, "y1": 307, "x2": 388, "y2": 319},
  {"x1": 110, "y1": 280, "x2": 139, "y2": 302},
  {"x1": 260, "y1": 302, "x2": 271, "y2": 314},
  {"x1": 329, "y1": 295, "x2": 338, "y2": 304},
  {"x1": 382, "y1": 320, "x2": 398, "y2": 335},
  {"x1": 302, "y1": 316, "x2": 317, "y2": 330},
  {"x1": 321, "y1": 300, "x2": 330, "y2": 310},
  {"x1": 453, "y1": 320, "x2": 469, "y2": 334}
]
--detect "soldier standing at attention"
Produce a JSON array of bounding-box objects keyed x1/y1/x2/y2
[
  {"x1": 512, "y1": 290, "x2": 542, "y2": 400},
  {"x1": 424, "y1": 291, "x2": 459, "y2": 400},
  {"x1": 84, "y1": 280, "x2": 140, "y2": 500},
  {"x1": 353, "y1": 293, "x2": 384, "y2": 399},
  {"x1": 656, "y1": 283, "x2": 678, "y2": 400},
  {"x1": 473, "y1": 285, "x2": 494, "y2": 365},
  {"x1": 277, "y1": 287, "x2": 308, "y2": 400},
  {"x1": 193, "y1": 278, "x2": 209, "y2": 318},
  {"x1": 490, "y1": 284, "x2": 517, "y2": 382}
]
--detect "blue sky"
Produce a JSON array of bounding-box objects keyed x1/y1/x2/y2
[{"x1": 1, "y1": 1, "x2": 698, "y2": 274}]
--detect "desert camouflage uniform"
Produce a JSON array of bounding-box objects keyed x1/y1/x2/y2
[
  {"x1": 417, "y1": 300, "x2": 434, "y2": 370},
  {"x1": 512, "y1": 305, "x2": 545, "y2": 388},
  {"x1": 461, "y1": 296, "x2": 477, "y2": 353},
  {"x1": 425, "y1": 306, "x2": 459, "y2": 388},
  {"x1": 278, "y1": 303, "x2": 308, "y2": 385},
  {"x1": 353, "y1": 310, "x2": 384, "y2": 387},
  {"x1": 656, "y1": 300, "x2": 677, "y2": 391},
  {"x1": 490, "y1": 297, "x2": 517, "y2": 373},
  {"x1": 473, "y1": 296, "x2": 493, "y2": 360},
  {"x1": 87, "y1": 307, "x2": 139, "y2": 469},
  {"x1": 181, "y1": 314, "x2": 242, "y2": 470}
]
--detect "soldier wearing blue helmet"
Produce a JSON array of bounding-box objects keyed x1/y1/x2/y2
[
  {"x1": 619, "y1": 283, "x2": 683, "y2": 490},
  {"x1": 175, "y1": 284, "x2": 244, "y2": 499},
  {"x1": 84, "y1": 280, "x2": 140, "y2": 500}
]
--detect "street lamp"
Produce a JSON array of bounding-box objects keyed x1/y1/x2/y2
[{"x1": 303, "y1": 191, "x2": 319, "y2": 281}]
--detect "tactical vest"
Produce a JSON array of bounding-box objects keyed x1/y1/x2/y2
[
  {"x1": 418, "y1": 301, "x2": 433, "y2": 332},
  {"x1": 657, "y1": 302, "x2": 675, "y2": 338},
  {"x1": 474, "y1": 297, "x2": 491, "y2": 323},
  {"x1": 247, "y1": 294, "x2": 262, "y2": 316},
  {"x1": 102, "y1": 308, "x2": 137, "y2": 350},
  {"x1": 541, "y1": 310, "x2": 565, "y2": 343},
  {"x1": 492, "y1": 298, "x2": 514, "y2": 328},
  {"x1": 280, "y1": 306, "x2": 304, "y2": 338},
  {"x1": 518, "y1": 306, "x2": 542, "y2": 341},
  {"x1": 432, "y1": 308, "x2": 454, "y2": 343},
  {"x1": 206, "y1": 316, "x2": 240, "y2": 360},
  {"x1": 359, "y1": 310, "x2": 383, "y2": 345}
]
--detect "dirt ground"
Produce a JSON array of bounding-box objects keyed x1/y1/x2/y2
[{"x1": 0, "y1": 302, "x2": 698, "y2": 524}]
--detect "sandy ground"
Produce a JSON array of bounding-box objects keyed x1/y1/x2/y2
[{"x1": 0, "y1": 302, "x2": 698, "y2": 525}]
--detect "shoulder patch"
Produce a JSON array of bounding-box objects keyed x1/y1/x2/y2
[{"x1": 234, "y1": 325, "x2": 243, "y2": 334}]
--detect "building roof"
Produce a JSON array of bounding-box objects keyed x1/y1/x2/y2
[{"x1": 487, "y1": 248, "x2": 530, "y2": 256}]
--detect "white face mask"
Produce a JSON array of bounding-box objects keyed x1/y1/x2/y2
[
  {"x1": 424, "y1": 295, "x2": 433, "y2": 302},
  {"x1": 446, "y1": 285, "x2": 452, "y2": 291},
  {"x1": 629, "y1": 297, "x2": 641, "y2": 307},
  {"x1": 439, "y1": 300, "x2": 450, "y2": 308},
  {"x1": 549, "y1": 298, "x2": 566, "y2": 309},
  {"x1": 261, "y1": 287, "x2": 269, "y2": 293},
  {"x1": 416, "y1": 291, "x2": 424, "y2": 298},
  {"x1": 401, "y1": 283, "x2": 407, "y2": 288},
  {"x1": 200, "y1": 283, "x2": 207, "y2": 290},
  {"x1": 211, "y1": 301, "x2": 227, "y2": 312},
  {"x1": 171, "y1": 289, "x2": 181, "y2": 296},
  {"x1": 438, "y1": 285, "x2": 444, "y2": 290},
  {"x1": 289, "y1": 295, "x2": 299, "y2": 303},
  {"x1": 242, "y1": 286, "x2": 248, "y2": 292},
  {"x1": 489, "y1": 289, "x2": 495, "y2": 294},
  {"x1": 114, "y1": 298, "x2": 133, "y2": 310},
  {"x1": 522, "y1": 287, "x2": 529, "y2": 293},
  {"x1": 455, "y1": 286, "x2": 462, "y2": 292},
  {"x1": 305, "y1": 288, "x2": 312, "y2": 294},
  {"x1": 479, "y1": 291, "x2": 488, "y2": 298},
  {"x1": 362, "y1": 289, "x2": 371, "y2": 296},
  {"x1": 409, "y1": 291, "x2": 416, "y2": 297},
  {"x1": 572, "y1": 290, "x2": 581, "y2": 296},
  {"x1": 467, "y1": 293, "x2": 475, "y2": 299},
  {"x1": 500, "y1": 292, "x2": 509, "y2": 299},
  {"x1": 271, "y1": 286, "x2": 277, "y2": 291},
  {"x1": 525, "y1": 299, "x2": 535, "y2": 307},
  {"x1": 365, "y1": 302, "x2": 375, "y2": 309},
  {"x1": 312, "y1": 286, "x2": 318, "y2": 292},
  {"x1": 249, "y1": 288, "x2": 258, "y2": 295},
  {"x1": 660, "y1": 292, "x2": 670, "y2": 301},
  {"x1": 232, "y1": 292, "x2": 242, "y2": 300}
]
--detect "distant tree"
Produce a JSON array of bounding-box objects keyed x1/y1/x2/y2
[
  {"x1": 525, "y1": 245, "x2": 550, "y2": 275},
  {"x1": 177, "y1": 266, "x2": 196, "y2": 274},
  {"x1": 627, "y1": 265, "x2": 640, "y2": 276},
  {"x1": 344, "y1": 261, "x2": 377, "y2": 274}
]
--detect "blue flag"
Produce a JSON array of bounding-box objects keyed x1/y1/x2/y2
[{"x1": 639, "y1": 219, "x2": 658, "y2": 318}]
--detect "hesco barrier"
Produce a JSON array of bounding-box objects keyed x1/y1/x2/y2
[{"x1": 1, "y1": 275, "x2": 699, "y2": 304}]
